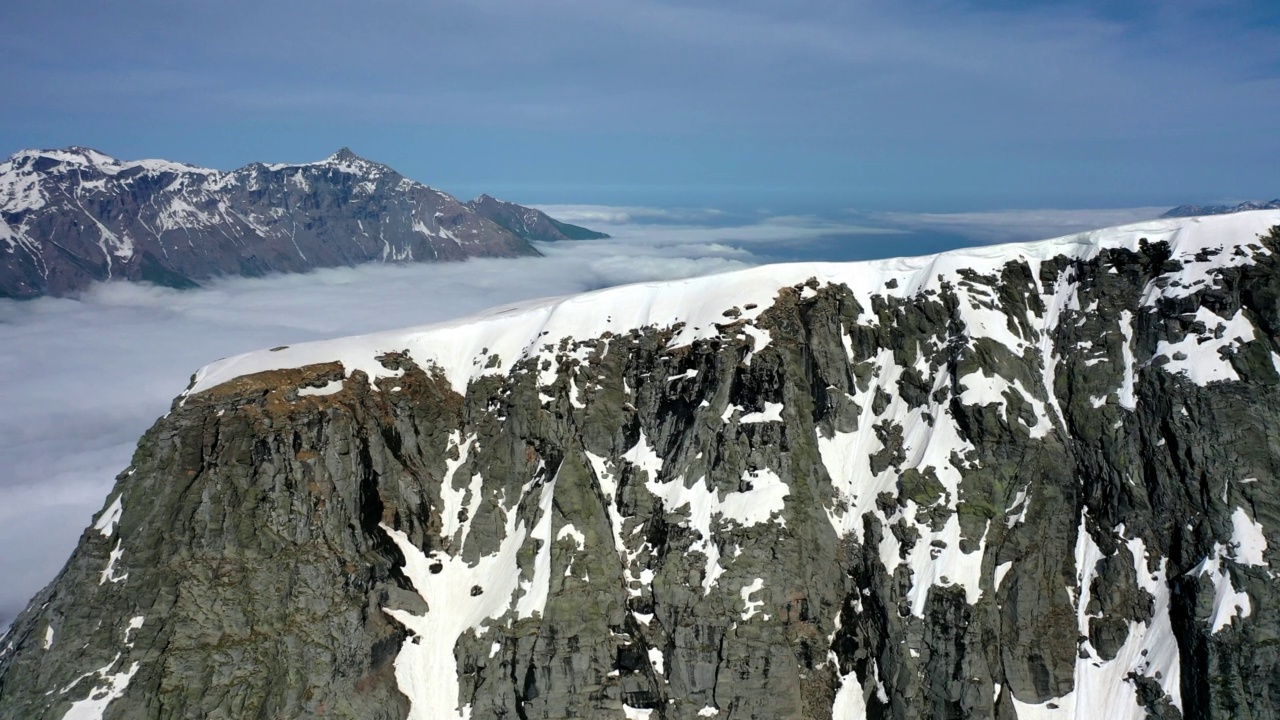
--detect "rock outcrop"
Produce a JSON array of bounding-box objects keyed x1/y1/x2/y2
[
  {"x1": 2, "y1": 212, "x2": 1279, "y2": 719},
  {"x1": 0, "y1": 147, "x2": 604, "y2": 299}
]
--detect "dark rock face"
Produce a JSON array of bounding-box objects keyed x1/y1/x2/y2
[
  {"x1": 2, "y1": 213, "x2": 1280, "y2": 719},
  {"x1": 0, "y1": 147, "x2": 574, "y2": 298},
  {"x1": 465, "y1": 194, "x2": 611, "y2": 242}
]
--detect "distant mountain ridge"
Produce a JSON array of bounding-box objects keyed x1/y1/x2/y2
[
  {"x1": 1162, "y1": 199, "x2": 1280, "y2": 218},
  {"x1": 465, "y1": 194, "x2": 610, "y2": 242},
  {"x1": 0, "y1": 147, "x2": 608, "y2": 299}
]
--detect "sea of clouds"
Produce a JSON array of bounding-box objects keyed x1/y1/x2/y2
[{"x1": 0, "y1": 205, "x2": 1165, "y2": 627}]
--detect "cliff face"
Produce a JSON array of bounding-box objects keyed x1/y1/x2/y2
[
  {"x1": 0, "y1": 147, "x2": 548, "y2": 298},
  {"x1": 2, "y1": 212, "x2": 1279, "y2": 720}
]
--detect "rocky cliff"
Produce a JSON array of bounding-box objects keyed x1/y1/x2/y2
[
  {"x1": 2, "y1": 211, "x2": 1279, "y2": 720},
  {"x1": 0, "y1": 147, "x2": 602, "y2": 299}
]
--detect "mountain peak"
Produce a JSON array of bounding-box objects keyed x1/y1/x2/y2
[
  {"x1": 327, "y1": 147, "x2": 361, "y2": 163},
  {"x1": 9, "y1": 146, "x2": 120, "y2": 170},
  {"x1": 65, "y1": 145, "x2": 109, "y2": 156},
  {"x1": 315, "y1": 147, "x2": 396, "y2": 177}
]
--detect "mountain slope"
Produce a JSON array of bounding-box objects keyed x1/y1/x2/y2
[
  {"x1": 0, "y1": 147, "x2": 609, "y2": 299},
  {"x1": 2, "y1": 211, "x2": 1279, "y2": 719},
  {"x1": 465, "y1": 194, "x2": 611, "y2": 242}
]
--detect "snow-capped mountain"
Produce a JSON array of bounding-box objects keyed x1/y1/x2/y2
[
  {"x1": 2, "y1": 211, "x2": 1279, "y2": 719},
  {"x1": 1162, "y1": 199, "x2": 1280, "y2": 218},
  {"x1": 0, "y1": 147, "x2": 605, "y2": 299}
]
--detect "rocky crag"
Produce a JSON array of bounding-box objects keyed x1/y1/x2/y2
[
  {"x1": 2, "y1": 211, "x2": 1279, "y2": 719},
  {"x1": 0, "y1": 147, "x2": 605, "y2": 299}
]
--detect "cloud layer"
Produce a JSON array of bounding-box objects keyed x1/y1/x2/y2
[{"x1": 869, "y1": 206, "x2": 1172, "y2": 245}]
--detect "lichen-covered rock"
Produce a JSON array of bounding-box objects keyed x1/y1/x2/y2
[{"x1": 3, "y1": 212, "x2": 1280, "y2": 719}]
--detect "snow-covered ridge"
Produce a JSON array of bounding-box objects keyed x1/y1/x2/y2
[
  {"x1": 187, "y1": 209, "x2": 1280, "y2": 398},
  {"x1": 0, "y1": 146, "x2": 392, "y2": 199},
  {"x1": 258, "y1": 147, "x2": 396, "y2": 178},
  {"x1": 3, "y1": 147, "x2": 217, "y2": 177},
  {"x1": 0, "y1": 148, "x2": 216, "y2": 216}
]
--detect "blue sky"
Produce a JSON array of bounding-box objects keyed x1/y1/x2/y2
[{"x1": 1, "y1": 0, "x2": 1277, "y2": 210}]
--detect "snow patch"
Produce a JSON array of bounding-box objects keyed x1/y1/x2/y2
[
  {"x1": 740, "y1": 578, "x2": 765, "y2": 620},
  {"x1": 831, "y1": 669, "x2": 868, "y2": 720},
  {"x1": 60, "y1": 657, "x2": 141, "y2": 720},
  {"x1": 994, "y1": 561, "x2": 1013, "y2": 591},
  {"x1": 378, "y1": 468, "x2": 557, "y2": 719},
  {"x1": 515, "y1": 477, "x2": 558, "y2": 619},
  {"x1": 439, "y1": 433, "x2": 482, "y2": 550},
  {"x1": 645, "y1": 464, "x2": 788, "y2": 593},
  {"x1": 1116, "y1": 311, "x2": 1137, "y2": 410},
  {"x1": 297, "y1": 379, "x2": 343, "y2": 396},
  {"x1": 1230, "y1": 506, "x2": 1268, "y2": 567},
  {"x1": 647, "y1": 647, "x2": 665, "y2": 674},
  {"x1": 557, "y1": 523, "x2": 586, "y2": 550},
  {"x1": 1006, "y1": 486, "x2": 1030, "y2": 528},
  {"x1": 1014, "y1": 529, "x2": 1183, "y2": 718},
  {"x1": 94, "y1": 496, "x2": 123, "y2": 537},
  {"x1": 99, "y1": 541, "x2": 127, "y2": 585},
  {"x1": 739, "y1": 401, "x2": 784, "y2": 424},
  {"x1": 740, "y1": 323, "x2": 772, "y2": 364},
  {"x1": 1156, "y1": 308, "x2": 1255, "y2": 385},
  {"x1": 1195, "y1": 546, "x2": 1251, "y2": 633}
]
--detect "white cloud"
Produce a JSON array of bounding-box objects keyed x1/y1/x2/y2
[
  {"x1": 538, "y1": 205, "x2": 905, "y2": 248},
  {"x1": 532, "y1": 204, "x2": 727, "y2": 225},
  {"x1": 869, "y1": 207, "x2": 1169, "y2": 245}
]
